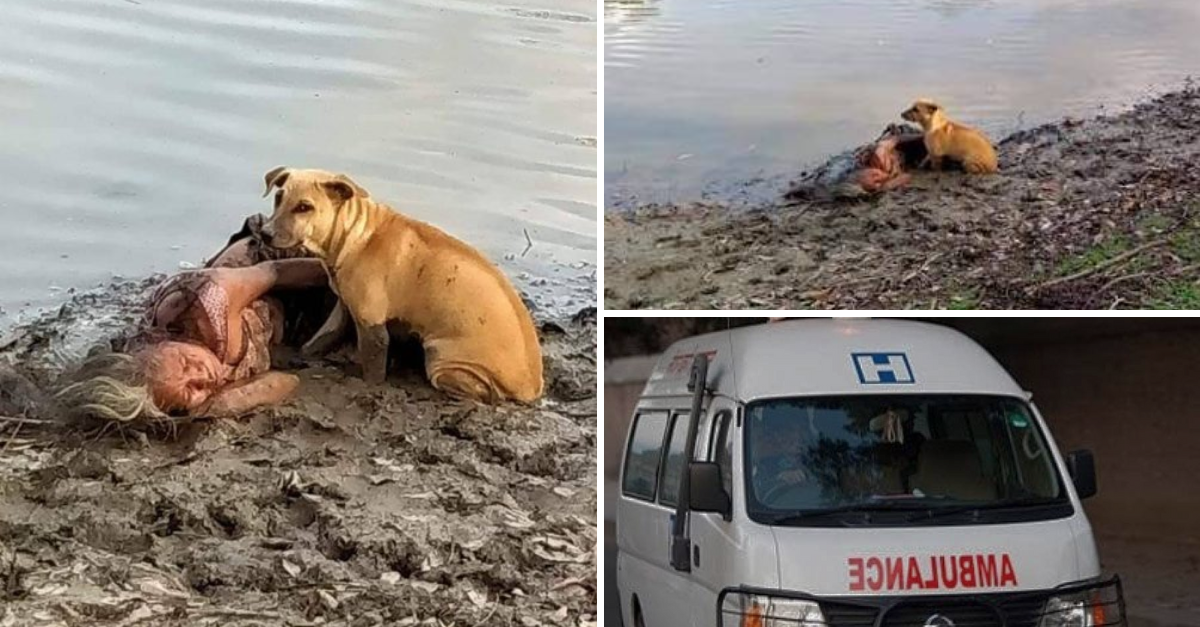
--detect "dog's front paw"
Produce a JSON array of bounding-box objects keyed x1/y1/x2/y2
[{"x1": 359, "y1": 364, "x2": 387, "y2": 385}]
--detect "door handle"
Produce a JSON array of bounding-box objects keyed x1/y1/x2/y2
[{"x1": 693, "y1": 544, "x2": 701, "y2": 568}]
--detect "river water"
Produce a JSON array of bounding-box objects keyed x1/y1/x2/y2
[
  {"x1": 605, "y1": 0, "x2": 1200, "y2": 207},
  {"x1": 0, "y1": 0, "x2": 596, "y2": 327}
]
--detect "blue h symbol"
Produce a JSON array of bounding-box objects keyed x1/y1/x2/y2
[{"x1": 852, "y1": 353, "x2": 915, "y2": 384}]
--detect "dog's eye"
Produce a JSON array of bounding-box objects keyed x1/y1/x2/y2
[{"x1": 293, "y1": 203, "x2": 313, "y2": 214}]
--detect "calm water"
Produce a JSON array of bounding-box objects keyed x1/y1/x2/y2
[
  {"x1": 605, "y1": 0, "x2": 1200, "y2": 207},
  {"x1": 0, "y1": 0, "x2": 596, "y2": 327}
]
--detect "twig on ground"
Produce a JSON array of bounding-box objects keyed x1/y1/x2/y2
[
  {"x1": 1100, "y1": 271, "x2": 1153, "y2": 295},
  {"x1": 150, "y1": 449, "x2": 205, "y2": 472},
  {"x1": 1033, "y1": 238, "x2": 1168, "y2": 292},
  {"x1": 192, "y1": 608, "x2": 283, "y2": 620},
  {"x1": 0, "y1": 416, "x2": 51, "y2": 426},
  {"x1": 1, "y1": 422, "x2": 23, "y2": 456},
  {"x1": 473, "y1": 601, "x2": 499, "y2": 627},
  {"x1": 522, "y1": 228, "x2": 533, "y2": 257},
  {"x1": 1173, "y1": 262, "x2": 1200, "y2": 277},
  {"x1": 901, "y1": 253, "x2": 943, "y2": 284}
]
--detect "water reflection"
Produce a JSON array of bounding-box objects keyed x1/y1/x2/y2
[
  {"x1": 605, "y1": 0, "x2": 1200, "y2": 207},
  {"x1": 604, "y1": 0, "x2": 661, "y2": 26},
  {"x1": 0, "y1": 0, "x2": 597, "y2": 326}
]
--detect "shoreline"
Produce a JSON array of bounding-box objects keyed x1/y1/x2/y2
[
  {"x1": 604, "y1": 83, "x2": 1200, "y2": 310},
  {"x1": 0, "y1": 276, "x2": 598, "y2": 626}
]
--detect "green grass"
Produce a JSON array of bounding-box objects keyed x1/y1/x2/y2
[
  {"x1": 1054, "y1": 236, "x2": 1131, "y2": 277},
  {"x1": 947, "y1": 289, "x2": 979, "y2": 310},
  {"x1": 1148, "y1": 280, "x2": 1200, "y2": 310},
  {"x1": 1169, "y1": 228, "x2": 1200, "y2": 263},
  {"x1": 1137, "y1": 213, "x2": 1173, "y2": 234}
]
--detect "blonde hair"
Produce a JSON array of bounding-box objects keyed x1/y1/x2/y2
[{"x1": 55, "y1": 352, "x2": 170, "y2": 426}]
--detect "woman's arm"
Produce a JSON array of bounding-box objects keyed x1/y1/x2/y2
[
  {"x1": 261, "y1": 259, "x2": 329, "y2": 290},
  {"x1": 217, "y1": 260, "x2": 330, "y2": 346},
  {"x1": 196, "y1": 371, "x2": 300, "y2": 417}
]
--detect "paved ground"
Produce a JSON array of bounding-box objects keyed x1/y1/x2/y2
[{"x1": 605, "y1": 532, "x2": 621, "y2": 627}]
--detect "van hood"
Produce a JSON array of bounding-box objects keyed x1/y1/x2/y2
[{"x1": 768, "y1": 518, "x2": 1081, "y2": 596}]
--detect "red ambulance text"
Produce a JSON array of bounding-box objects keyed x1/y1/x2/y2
[{"x1": 847, "y1": 554, "x2": 1018, "y2": 592}]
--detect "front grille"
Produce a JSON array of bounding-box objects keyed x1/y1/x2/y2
[
  {"x1": 881, "y1": 600, "x2": 1002, "y2": 627},
  {"x1": 717, "y1": 577, "x2": 1124, "y2": 627},
  {"x1": 998, "y1": 595, "x2": 1053, "y2": 627},
  {"x1": 821, "y1": 601, "x2": 878, "y2": 627}
]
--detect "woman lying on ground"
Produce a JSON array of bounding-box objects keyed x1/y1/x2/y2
[
  {"x1": 785, "y1": 124, "x2": 927, "y2": 200},
  {"x1": 57, "y1": 223, "x2": 331, "y2": 424}
]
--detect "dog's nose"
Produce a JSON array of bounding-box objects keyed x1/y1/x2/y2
[{"x1": 260, "y1": 228, "x2": 274, "y2": 245}]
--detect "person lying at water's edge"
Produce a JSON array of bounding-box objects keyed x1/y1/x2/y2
[{"x1": 57, "y1": 231, "x2": 331, "y2": 423}]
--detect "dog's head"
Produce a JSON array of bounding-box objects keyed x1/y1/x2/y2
[
  {"x1": 901, "y1": 98, "x2": 942, "y2": 128},
  {"x1": 259, "y1": 167, "x2": 371, "y2": 252}
]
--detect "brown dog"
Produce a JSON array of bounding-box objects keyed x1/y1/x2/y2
[
  {"x1": 901, "y1": 99, "x2": 998, "y2": 174},
  {"x1": 259, "y1": 167, "x2": 543, "y2": 403}
]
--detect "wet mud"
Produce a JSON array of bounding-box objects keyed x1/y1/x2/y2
[
  {"x1": 0, "y1": 279, "x2": 597, "y2": 627},
  {"x1": 604, "y1": 85, "x2": 1200, "y2": 310}
]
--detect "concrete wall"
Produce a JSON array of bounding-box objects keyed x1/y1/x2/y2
[
  {"x1": 991, "y1": 328, "x2": 1200, "y2": 543},
  {"x1": 603, "y1": 325, "x2": 1200, "y2": 541},
  {"x1": 603, "y1": 355, "x2": 657, "y2": 480}
]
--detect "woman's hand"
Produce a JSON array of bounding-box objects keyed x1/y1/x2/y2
[{"x1": 197, "y1": 372, "x2": 300, "y2": 417}]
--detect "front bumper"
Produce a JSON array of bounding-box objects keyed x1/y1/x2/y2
[{"x1": 717, "y1": 575, "x2": 1125, "y2": 627}]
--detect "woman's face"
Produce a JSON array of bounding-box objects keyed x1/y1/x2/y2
[{"x1": 139, "y1": 341, "x2": 226, "y2": 413}]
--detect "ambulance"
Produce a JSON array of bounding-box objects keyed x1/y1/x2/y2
[{"x1": 615, "y1": 319, "x2": 1123, "y2": 627}]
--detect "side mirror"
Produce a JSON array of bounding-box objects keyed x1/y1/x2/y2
[
  {"x1": 689, "y1": 462, "x2": 731, "y2": 519},
  {"x1": 1066, "y1": 449, "x2": 1097, "y2": 499}
]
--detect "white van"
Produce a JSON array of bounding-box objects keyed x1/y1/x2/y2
[{"x1": 615, "y1": 319, "x2": 1123, "y2": 627}]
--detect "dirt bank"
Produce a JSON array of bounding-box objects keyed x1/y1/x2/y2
[
  {"x1": 604, "y1": 84, "x2": 1200, "y2": 310},
  {"x1": 0, "y1": 279, "x2": 597, "y2": 627}
]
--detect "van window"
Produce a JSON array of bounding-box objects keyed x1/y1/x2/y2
[
  {"x1": 692, "y1": 410, "x2": 712, "y2": 459},
  {"x1": 743, "y1": 394, "x2": 1072, "y2": 527},
  {"x1": 712, "y1": 411, "x2": 734, "y2": 497},
  {"x1": 622, "y1": 412, "x2": 669, "y2": 501},
  {"x1": 658, "y1": 413, "x2": 691, "y2": 507}
]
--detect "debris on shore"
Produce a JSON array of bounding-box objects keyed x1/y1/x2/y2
[
  {"x1": 605, "y1": 84, "x2": 1200, "y2": 310},
  {"x1": 0, "y1": 279, "x2": 598, "y2": 627}
]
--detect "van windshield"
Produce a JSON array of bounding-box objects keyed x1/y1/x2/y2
[{"x1": 744, "y1": 395, "x2": 1072, "y2": 526}]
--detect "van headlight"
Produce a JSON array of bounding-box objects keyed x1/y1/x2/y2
[
  {"x1": 720, "y1": 593, "x2": 825, "y2": 627},
  {"x1": 1039, "y1": 579, "x2": 1123, "y2": 627}
]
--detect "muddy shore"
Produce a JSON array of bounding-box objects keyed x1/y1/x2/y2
[
  {"x1": 0, "y1": 278, "x2": 597, "y2": 627},
  {"x1": 605, "y1": 84, "x2": 1200, "y2": 310}
]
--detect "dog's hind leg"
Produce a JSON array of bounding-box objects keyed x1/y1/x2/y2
[
  {"x1": 427, "y1": 361, "x2": 502, "y2": 404},
  {"x1": 963, "y1": 160, "x2": 994, "y2": 175},
  {"x1": 302, "y1": 301, "x2": 350, "y2": 358}
]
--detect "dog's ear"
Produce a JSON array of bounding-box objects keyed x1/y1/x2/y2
[
  {"x1": 262, "y1": 166, "x2": 291, "y2": 198},
  {"x1": 322, "y1": 174, "x2": 370, "y2": 203}
]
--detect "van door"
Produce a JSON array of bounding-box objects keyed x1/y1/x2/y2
[
  {"x1": 656, "y1": 410, "x2": 705, "y2": 625},
  {"x1": 617, "y1": 409, "x2": 690, "y2": 627},
  {"x1": 686, "y1": 400, "x2": 740, "y2": 627}
]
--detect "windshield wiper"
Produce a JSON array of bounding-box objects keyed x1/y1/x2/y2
[
  {"x1": 907, "y1": 497, "x2": 1067, "y2": 522},
  {"x1": 767, "y1": 501, "x2": 932, "y2": 525}
]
